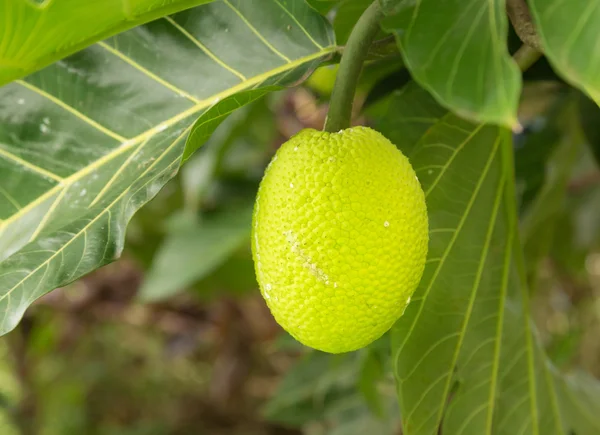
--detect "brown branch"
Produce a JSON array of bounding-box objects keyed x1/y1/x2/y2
[
  {"x1": 568, "y1": 171, "x2": 600, "y2": 193},
  {"x1": 513, "y1": 44, "x2": 543, "y2": 71},
  {"x1": 506, "y1": 0, "x2": 543, "y2": 52}
]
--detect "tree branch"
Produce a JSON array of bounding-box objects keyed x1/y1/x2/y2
[
  {"x1": 506, "y1": 0, "x2": 543, "y2": 52},
  {"x1": 513, "y1": 44, "x2": 543, "y2": 72},
  {"x1": 324, "y1": 1, "x2": 384, "y2": 132}
]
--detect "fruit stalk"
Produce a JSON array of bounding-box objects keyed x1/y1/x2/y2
[
  {"x1": 513, "y1": 44, "x2": 542, "y2": 72},
  {"x1": 324, "y1": 1, "x2": 385, "y2": 133}
]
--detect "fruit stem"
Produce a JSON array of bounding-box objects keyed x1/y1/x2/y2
[
  {"x1": 324, "y1": 1, "x2": 384, "y2": 132},
  {"x1": 513, "y1": 44, "x2": 542, "y2": 72}
]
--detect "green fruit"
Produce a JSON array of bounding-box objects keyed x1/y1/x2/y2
[
  {"x1": 305, "y1": 65, "x2": 338, "y2": 97},
  {"x1": 252, "y1": 127, "x2": 428, "y2": 353}
]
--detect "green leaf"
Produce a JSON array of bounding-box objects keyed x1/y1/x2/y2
[
  {"x1": 377, "y1": 0, "x2": 404, "y2": 15},
  {"x1": 521, "y1": 106, "x2": 581, "y2": 291},
  {"x1": 182, "y1": 95, "x2": 277, "y2": 212},
  {"x1": 381, "y1": 0, "x2": 520, "y2": 127},
  {"x1": 579, "y1": 93, "x2": 600, "y2": 168},
  {"x1": 333, "y1": 0, "x2": 376, "y2": 44},
  {"x1": 265, "y1": 349, "x2": 400, "y2": 434},
  {"x1": 191, "y1": 251, "x2": 257, "y2": 299},
  {"x1": 0, "y1": 0, "x2": 336, "y2": 336},
  {"x1": 0, "y1": 0, "x2": 219, "y2": 86},
  {"x1": 514, "y1": 119, "x2": 562, "y2": 213},
  {"x1": 326, "y1": 394, "x2": 399, "y2": 435},
  {"x1": 307, "y1": 0, "x2": 339, "y2": 15},
  {"x1": 184, "y1": 87, "x2": 277, "y2": 162},
  {"x1": 369, "y1": 83, "x2": 600, "y2": 435},
  {"x1": 358, "y1": 346, "x2": 386, "y2": 417},
  {"x1": 264, "y1": 351, "x2": 360, "y2": 426},
  {"x1": 138, "y1": 204, "x2": 253, "y2": 302},
  {"x1": 529, "y1": 0, "x2": 600, "y2": 105},
  {"x1": 0, "y1": 344, "x2": 20, "y2": 435},
  {"x1": 551, "y1": 178, "x2": 600, "y2": 279}
]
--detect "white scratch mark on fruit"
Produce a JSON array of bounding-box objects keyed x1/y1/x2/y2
[
  {"x1": 264, "y1": 283, "x2": 272, "y2": 299},
  {"x1": 284, "y1": 230, "x2": 331, "y2": 284},
  {"x1": 400, "y1": 296, "x2": 412, "y2": 316}
]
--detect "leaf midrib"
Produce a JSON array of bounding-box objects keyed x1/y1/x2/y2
[
  {"x1": 0, "y1": 127, "x2": 191, "y2": 307},
  {"x1": 396, "y1": 130, "x2": 501, "y2": 432},
  {"x1": 0, "y1": 46, "x2": 336, "y2": 238}
]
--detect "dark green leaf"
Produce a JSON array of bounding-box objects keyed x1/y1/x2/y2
[
  {"x1": 551, "y1": 182, "x2": 600, "y2": 279},
  {"x1": 0, "y1": 0, "x2": 336, "y2": 335},
  {"x1": 184, "y1": 87, "x2": 278, "y2": 162},
  {"x1": 264, "y1": 351, "x2": 360, "y2": 425},
  {"x1": 307, "y1": 0, "x2": 339, "y2": 15},
  {"x1": 358, "y1": 347, "x2": 385, "y2": 417},
  {"x1": 326, "y1": 394, "x2": 399, "y2": 435},
  {"x1": 546, "y1": 331, "x2": 582, "y2": 369},
  {"x1": 579, "y1": 93, "x2": 600, "y2": 168},
  {"x1": 514, "y1": 120, "x2": 562, "y2": 213},
  {"x1": 369, "y1": 83, "x2": 600, "y2": 435},
  {"x1": 191, "y1": 251, "x2": 257, "y2": 299},
  {"x1": 334, "y1": 0, "x2": 376, "y2": 44},
  {"x1": 181, "y1": 96, "x2": 276, "y2": 211},
  {"x1": 265, "y1": 349, "x2": 399, "y2": 434},
  {"x1": 381, "y1": 0, "x2": 520, "y2": 127},
  {"x1": 363, "y1": 68, "x2": 411, "y2": 108},
  {"x1": 529, "y1": 0, "x2": 600, "y2": 105},
  {"x1": 138, "y1": 203, "x2": 253, "y2": 302},
  {"x1": 377, "y1": 0, "x2": 406, "y2": 16},
  {"x1": 521, "y1": 107, "x2": 581, "y2": 291}
]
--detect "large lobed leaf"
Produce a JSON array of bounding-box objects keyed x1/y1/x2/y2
[
  {"x1": 529, "y1": 0, "x2": 600, "y2": 105},
  {"x1": 0, "y1": 0, "x2": 336, "y2": 335},
  {"x1": 370, "y1": 83, "x2": 600, "y2": 435},
  {"x1": 0, "y1": 0, "x2": 220, "y2": 86},
  {"x1": 381, "y1": 0, "x2": 520, "y2": 128}
]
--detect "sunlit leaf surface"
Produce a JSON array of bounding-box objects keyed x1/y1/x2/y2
[
  {"x1": 0, "y1": 0, "x2": 219, "y2": 85},
  {"x1": 0, "y1": 0, "x2": 335, "y2": 335}
]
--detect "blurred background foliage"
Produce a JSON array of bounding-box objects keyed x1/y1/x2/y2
[{"x1": 1, "y1": 3, "x2": 600, "y2": 434}]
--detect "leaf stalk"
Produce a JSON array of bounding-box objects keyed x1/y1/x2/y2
[
  {"x1": 513, "y1": 44, "x2": 542, "y2": 72},
  {"x1": 323, "y1": 1, "x2": 384, "y2": 132}
]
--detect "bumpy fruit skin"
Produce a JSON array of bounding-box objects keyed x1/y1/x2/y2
[{"x1": 252, "y1": 127, "x2": 428, "y2": 353}]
